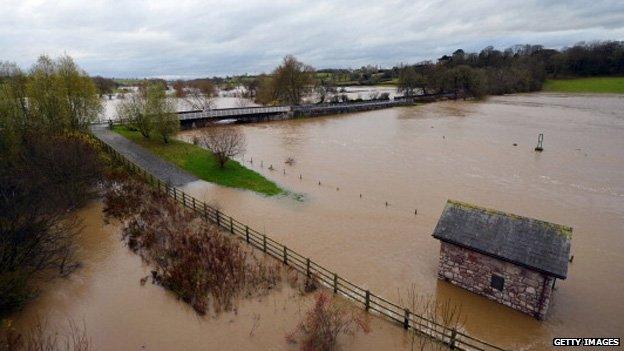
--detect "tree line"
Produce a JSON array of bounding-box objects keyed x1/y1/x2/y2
[
  {"x1": 1, "y1": 56, "x2": 105, "y2": 316},
  {"x1": 396, "y1": 41, "x2": 624, "y2": 98},
  {"x1": 192, "y1": 41, "x2": 623, "y2": 103}
]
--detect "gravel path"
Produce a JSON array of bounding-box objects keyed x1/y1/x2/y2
[{"x1": 91, "y1": 124, "x2": 198, "y2": 187}]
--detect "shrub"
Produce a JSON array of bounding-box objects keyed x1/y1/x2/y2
[
  {"x1": 103, "y1": 177, "x2": 281, "y2": 315},
  {"x1": 286, "y1": 292, "x2": 369, "y2": 351},
  {"x1": 0, "y1": 318, "x2": 90, "y2": 351}
]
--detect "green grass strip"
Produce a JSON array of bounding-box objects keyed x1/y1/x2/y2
[
  {"x1": 113, "y1": 126, "x2": 283, "y2": 196},
  {"x1": 543, "y1": 77, "x2": 624, "y2": 94}
]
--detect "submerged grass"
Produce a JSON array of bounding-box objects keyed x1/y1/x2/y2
[
  {"x1": 543, "y1": 77, "x2": 624, "y2": 94},
  {"x1": 112, "y1": 125, "x2": 283, "y2": 196}
]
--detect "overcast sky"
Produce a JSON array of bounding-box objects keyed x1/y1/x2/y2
[{"x1": 1, "y1": 0, "x2": 623, "y2": 78}]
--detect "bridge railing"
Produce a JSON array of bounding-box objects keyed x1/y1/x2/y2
[
  {"x1": 178, "y1": 106, "x2": 291, "y2": 120},
  {"x1": 97, "y1": 139, "x2": 507, "y2": 351}
]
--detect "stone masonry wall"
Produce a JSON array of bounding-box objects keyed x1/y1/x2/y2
[{"x1": 438, "y1": 242, "x2": 554, "y2": 319}]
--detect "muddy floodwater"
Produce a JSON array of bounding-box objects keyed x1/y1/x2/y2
[
  {"x1": 13, "y1": 93, "x2": 623, "y2": 350},
  {"x1": 178, "y1": 93, "x2": 624, "y2": 350},
  {"x1": 12, "y1": 202, "x2": 415, "y2": 350}
]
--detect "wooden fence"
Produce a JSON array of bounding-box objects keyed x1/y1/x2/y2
[{"x1": 98, "y1": 140, "x2": 507, "y2": 351}]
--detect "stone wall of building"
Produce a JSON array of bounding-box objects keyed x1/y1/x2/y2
[{"x1": 438, "y1": 242, "x2": 555, "y2": 319}]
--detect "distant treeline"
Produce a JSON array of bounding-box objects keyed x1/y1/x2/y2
[
  {"x1": 394, "y1": 41, "x2": 624, "y2": 98},
  {"x1": 93, "y1": 41, "x2": 624, "y2": 101}
]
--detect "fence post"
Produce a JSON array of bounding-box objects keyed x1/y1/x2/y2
[
  {"x1": 449, "y1": 329, "x2": 457, "y2": 350},
  {"x1": 283, "y1": 246, "x2": 288, "y2": 265},
  {"x1": 216, "y1": 210, "x2": 220, "y2": 227},
  {"x1": 333, "y1": 274, "x2": 338, "y2": 293},
  {"x1": 229, "y1": 217, "x2": 234, "y2": 233},
  {"x1": 306, "y1": 258, "x2": 311, "y2": 277},
  {"x1": 182, "y1": 192, "x2": 186, "y2": 206},
  {"x1": 403, "y1": 309, "x2": 410, "y2": 330},
  {"x1": 365, "y1": 290, "x2": 370, "y2": 311},
  {"x1": 204, "y1": 203, "x2": 209, "y2": 221},
  {"x1": 192, "y1": 197, "x2": 196, "y2": 211},
  {"x1": 173, "y1": 188, "x2": 177, "y2": 201},
  {"x1": 263, "y1": 235, "x2": 267, "y2": 253},
  {"x1": 245, "y1": 226, "x2": 250, "y2": 243}
]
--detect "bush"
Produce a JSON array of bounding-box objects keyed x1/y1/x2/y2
[
  {"x1": 286, "y1": 292, "x2": 369, "y2": 350},
  {"x1": 103, "y1": 176, "x2": 281, "y2": 314},
  {"x1": 0, "y1": 318, "x2": 90, "y2": 351}
]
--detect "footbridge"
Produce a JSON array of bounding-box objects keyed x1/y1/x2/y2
[
  {"x1": 177, "y1": 106, "x2": 291, "y2": 128},
  {"x1": 175, "y1": 99, "x2": 416, "y2": 128}
]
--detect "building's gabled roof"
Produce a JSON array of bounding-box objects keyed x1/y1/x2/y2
[{"x1": 432, "y1": 200, "x2": 572, "y2": 279}]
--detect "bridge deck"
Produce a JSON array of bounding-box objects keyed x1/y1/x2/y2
[{"x1": 178, "y1": 106, "x2": 290, "y2": 121}]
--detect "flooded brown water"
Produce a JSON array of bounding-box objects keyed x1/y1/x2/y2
[
  {"x1": 11, "y1": 202, "x2": 415, "y2": 350},
  {"x1": 177, "y1": 93, "x2": 624, "y2": 350},
  {"x1": 13, "y1": 93, "x2": 623, "y2": 350}
]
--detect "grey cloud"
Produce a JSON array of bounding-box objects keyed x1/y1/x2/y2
[{"x1": 1, "y1": 0, "x2": 622, "y2": 77}]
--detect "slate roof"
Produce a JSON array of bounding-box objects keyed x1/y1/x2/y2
[{"x1": 432, "y1": 200, "x2": 572, "y2": 279}]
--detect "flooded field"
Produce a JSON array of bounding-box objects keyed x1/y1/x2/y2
[
  {"x1": 178, "y1": 93, "x2": 624, "y2": 350},
  {"x1": 13, "y1": 93, "x2": 623, "y2": 350},
  {"x1": 11, "y1": 202, "x2": 416, "y2": 350}
]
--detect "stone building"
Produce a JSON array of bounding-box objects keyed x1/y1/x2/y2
[{"x1": 432, "y1": 200, "x2": 572, "y2": 319}]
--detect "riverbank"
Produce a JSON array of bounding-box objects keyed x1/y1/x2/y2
[
  {"x1": 543, "y1": 77, "x2": 624, "y2": 94},
  {"x1": 112, "y1": 125, "x2": 283, "y2": 196}
]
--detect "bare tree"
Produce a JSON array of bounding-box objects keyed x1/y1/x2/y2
[
  {"x1": 197, "y1": 126, "x2": 246, "y2": 168},
  {"x1": 398, "y1": 284, "x2": 466, "y2": 351},
  {"x1": 184, "y1": 87, "x2": 215, "y2": 110},
  {"x1": 273, "y1": 55, "x2": 315, "y2": 105},
  {"x1": 235, "y1": 97, "x2": 254, "y2": 108},
  {"x1": 184, "y1": 79, "x2": 216, "y2": 110}
]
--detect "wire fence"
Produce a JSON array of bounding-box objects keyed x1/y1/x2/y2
[{"x1": 97, "y1": 138, "x2": 507, "y2": 351}]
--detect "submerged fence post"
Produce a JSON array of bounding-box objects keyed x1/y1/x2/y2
[
  {"x1": 229, "y1": 217, "x2": 233, "y2": 233},
  {"x1": 333, "y1": 273, "x2": 338, "y2": 293},
  {"x1": 192, "y1": 197, "x2": 196, "y2": 211},
  {"x1": 365, "y1": 290, "x2": 371, "y2": 311},
  {"x1": 283, "y1": 246, "x2": 288, "y2": 264},
  {"x1": 450, "y1": 329, "x2": 457, "y2": 349},
  {"x1": 245, "y1": 226, "x2": 250, "y2": 243},
  {"x1": 306, "y1": 258, "x2": 311, "y2": 277},
  {"x1": 403, "y1": 309, "x2": 410, "y2": 329},
  {"x1": 204, "y1": 203, "x2": 209, "y2": 221},
  {"x1": 216, "y1": 210, "x2": 220, "y2": 227},
  {"x1": 263, "y1": 235, "x2": 267, "y2": 253}
]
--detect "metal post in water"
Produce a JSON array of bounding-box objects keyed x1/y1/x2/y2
[{"x1": 535, "y1": 133, "x2": 544, "y2": 152}]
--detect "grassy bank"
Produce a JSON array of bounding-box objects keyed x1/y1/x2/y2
[
  {"x1": 543, "y1": 77, "x2": 624, "y2": 94},
  {"x1": 113, "y1": 126, "x2": 283, "y2": 196}
]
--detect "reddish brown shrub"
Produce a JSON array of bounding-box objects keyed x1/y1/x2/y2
[
  {"x1": 286, "y1": 292, "x2": 370, "y2": 351},
  {"x1": 104, "y1": 178, "x2": 281, "y2": 315}
]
